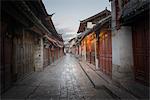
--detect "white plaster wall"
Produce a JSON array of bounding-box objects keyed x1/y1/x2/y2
[
  {"x1": 95, "y1": 39, "x2": 99, "y2": 69},
  {"x1": 34, "y1": 38, "x2": 44, "y2": 71},
  {"x1": 112, "y1": 30, "x2": 120, "y2": 65},
  {"x1": 81, "y1": 45, "x2": 84, "y2": 58},
  {"x1": 119, "y1": 27, "x2": 133, "y2": 70},
  {"x1": 79, "y1": 45, "x2": 82, "y2": 56},
  {"x1": 111, "y1": 0, "x2": 134, "y2": 81},
  {"x1": 112, "y1": 27, "x2": 133, "y2": 67},
  {"x1": 112, "y1": 26, "x2": 134, "y2": 82},
  {"x1": 82, "y1": 44, "x2": 86, "y2": 61}
]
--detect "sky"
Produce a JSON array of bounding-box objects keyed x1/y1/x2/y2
[{"x1": 43, "y1": 0, "x2": 111, "y2": 42}]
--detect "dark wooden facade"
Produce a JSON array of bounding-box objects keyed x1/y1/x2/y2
[
  {"x1": 1, "y1": 0, "x2": 64, "y2": 93},
  {"x1": 132, "y1": 13, "x2": 149, "y2": 86},
  {"x1": 1, "y1": 17, "x2": 38, "y2": 92},
  {"x1": 1, "y1": 20, "x2": 13, "y2": 92},
  {"x1": 43, "y1": 48, "x2": 50, "y2": 68},
  {"x1": 43, "y1": 47, "x2": 64, "y2": 67},
  {"x1": 121, "y1": 0, "x2": 149, "y2": 86}
]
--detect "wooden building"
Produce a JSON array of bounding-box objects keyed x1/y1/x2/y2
[
  {"x1": 109, "y1": 0, "x2": 149, "y2": 86},
  {"x1": 95, "y1": 16, "x2": 112, "y2": 76},
  {"x1": 109, "y1": 0, "x2": 149, "y2": 98},
  {"x1": 78, "y1": 15, "x2": 112, "y2": 77},
  {"x1": 77, "y1": 9, "x2": 111, "y2": 68},
  {"x1": 1, "y1": 0, "x2": 64, "y2": 93},
  {"x1": 121, "y1": 0, "x2": 149, "y2": 86}
]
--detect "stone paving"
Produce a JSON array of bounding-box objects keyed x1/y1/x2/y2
[{"x1": 2, "y1": 54, "x2": 125, "y2": 100}]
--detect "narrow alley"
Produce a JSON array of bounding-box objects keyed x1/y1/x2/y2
[
  {"x1": 2, "y1": 54, "x2": 119, "y2": 100},
  {"x1": 1, "y1": 0, "x2": 149, "y2": 100}
]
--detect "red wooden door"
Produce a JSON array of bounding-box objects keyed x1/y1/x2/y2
[
  {"x1": 106, "y1": 32, "x2": 112, "y2": 76},
  {"x1": 86, "y1": 39, "x2": 91, "y2": 63},
  {"x1": 99, "y1": 32, "x2": 112, "y2": 76},
  {"x1": 132, "y1": 18, "x2": 149, "y2": 86},
  {"x1": 91, "y1": 40, "x2": 95, "y2": 65},
  {"x1": 99, "y1": 34, "x2": 103, "y2": 71}
]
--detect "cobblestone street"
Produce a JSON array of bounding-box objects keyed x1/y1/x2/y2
[{"x1": 2, "y1": 54, "x2": 120, "y2": 100}]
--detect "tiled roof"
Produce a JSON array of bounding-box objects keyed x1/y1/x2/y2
[
  {"x1": 77, "y1": 23, "x2": 85, "y2": 33},
  {"x1": 80, "y1": 9, "x2": 110, "y2": 23},
  {"x1": 77, "y1": 9, "x2": 111, "y2": 33}
]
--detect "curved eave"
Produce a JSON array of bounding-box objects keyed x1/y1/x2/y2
[
  {"x1": 16, "y1": 1, "x2": 52, "y2": 35},
  {"x1": 122, "y1": 1, "x2": 150, "y2": 25}
]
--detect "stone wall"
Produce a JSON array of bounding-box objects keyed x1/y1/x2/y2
[{"x1": 34, "y1": 38, "x2": 44, "y2": 71}]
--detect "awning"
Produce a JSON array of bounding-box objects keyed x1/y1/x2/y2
[{"x1": 44, "y1": 35, "x2": 57, "y2": 43}]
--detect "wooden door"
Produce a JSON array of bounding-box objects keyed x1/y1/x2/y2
[
  {"x1": 132, "y1": 18, "x2": 149, "y2": 86},
  {"x1": 99, "y1": 33, "x2": 105, "y2": 72},
  {"x1": 91, "y1": 40, "x2": 95, "y2": 65},
  {"x1": 105, "y1": 32, "x2": 112, "y2": 76},
  {"x1": 43, "y1": 48, "x2": 49, "y2": 68},
  {"x1": 86, "y1": 38, "x2": 90, "y2": 63},
  {"x1": 1, "y1": 27, "x2": 13, "y2": 92},
  {"x1": 99, "y1": 32, "x2": 112, "y2": 76}
]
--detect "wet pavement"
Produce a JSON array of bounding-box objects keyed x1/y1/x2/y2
[{"x1": 2, "y1": 54, "x2": 130, "y2": 100}]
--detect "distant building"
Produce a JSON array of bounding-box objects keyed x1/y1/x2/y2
[{"x1": 68, "y1": 38, "x2": 76, "y2": 54}]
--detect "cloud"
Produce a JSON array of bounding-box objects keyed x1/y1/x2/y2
[
  {"x1": 63, "y1": 33, "x2": 76, "y2": 38},
  {"x1": 62, "y1": 32, "x2": 76, "y2": 41},
  {"x1": 52, "y1": 15, "x2": 78, "y2": 41},
  {"x1": 53, "y1": 22, "x2": 60, "y2": 27},
  {"x1": 53, "y1": 21, "x2": 77, "y2": 41},
  {"x1": 57, "y1": 27, "x2": 75, "y2": 34}
]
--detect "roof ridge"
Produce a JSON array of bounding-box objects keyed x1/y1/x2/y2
[{"x1": 80, "y1": 9, "x2": 111, "y2": 23}]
